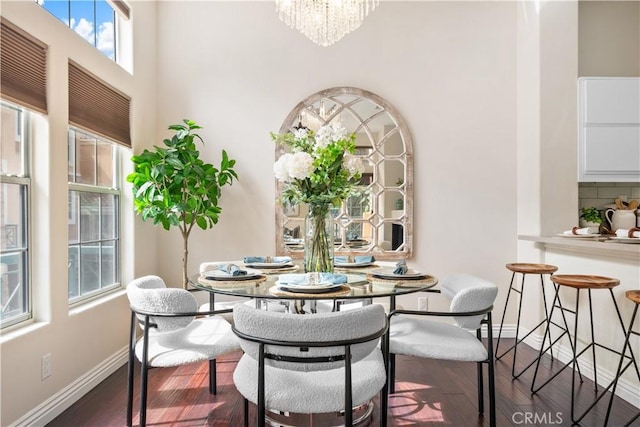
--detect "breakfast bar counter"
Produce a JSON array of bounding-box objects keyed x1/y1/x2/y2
[{"x1": 519, "y1": 234, "x2": 640, "y2": 257}]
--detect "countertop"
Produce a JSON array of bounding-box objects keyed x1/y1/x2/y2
[{"x1": 519, "y1": 234, "x2": 640, "y2": 258}]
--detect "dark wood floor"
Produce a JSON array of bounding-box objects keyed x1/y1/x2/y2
[{"x1": 48, "y1": 340, "x2": 639, "y2": 426}]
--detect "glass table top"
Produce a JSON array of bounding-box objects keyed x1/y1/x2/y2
[{"x1": 189, "y1": 268, "x2": 438, "y2": 300}]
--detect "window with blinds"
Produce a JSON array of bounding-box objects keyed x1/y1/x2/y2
[
  {"x1": 68, "y1": 62, "x2": 131, "y2": 147},
  {"x1": 0, "y1": 18, "x2": 47, "y2": 114}
]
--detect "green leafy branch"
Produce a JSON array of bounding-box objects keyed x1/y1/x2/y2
[{"x1": 126, "y1": 119, "x2": 238, "y2": 288}]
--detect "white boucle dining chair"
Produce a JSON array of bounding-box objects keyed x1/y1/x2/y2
[
  {"x1": 126, "y1": 275, "x2": 240, "y2": 427},
  {"x1": 232, "y1": 302, "x2": 389, "y2": 426},
  {"x1": 386, "y1": 273, "x2": 498, "y2": 427}
]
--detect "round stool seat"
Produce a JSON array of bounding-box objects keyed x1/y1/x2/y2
[
  {"x1": 506, "y1": 263, "x2": 558, "y2": 275},
  {"x1": 551, "y1": 274, "x2": 619, "y2": 289},
  {"x1": 626, "y1": 290, "x2": 640, "y2": 305}
]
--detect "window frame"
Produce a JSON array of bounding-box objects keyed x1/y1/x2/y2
[
  {"x1": 35, "y1": 0, "x2": 120, "y2": 63},
  {"x1": 67, "y1": 127, "x2": 122, "y2": 306},
  {"x1": 0, "y1": 101, "x2": 32, "y2": 329}
]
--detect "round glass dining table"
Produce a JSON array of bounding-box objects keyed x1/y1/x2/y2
[
  {"x1": 189, "y1": 264, "x2": 438, "y2": 314},
  {"x1": 189, "y1": 264, "x2": 438, "y2": 426}
]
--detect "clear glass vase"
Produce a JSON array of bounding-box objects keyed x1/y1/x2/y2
[{"x1": 304, "y1": 203, "x2": 334, "y2": 273}]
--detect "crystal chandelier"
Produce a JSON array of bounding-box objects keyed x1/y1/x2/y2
[{"x1": 275, "y1": 0, "x2": 379, "y2": 47}]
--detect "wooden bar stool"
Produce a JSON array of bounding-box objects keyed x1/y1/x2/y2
[
  {"x1": 530, "y1": 274, "x2": 633, "y2": 424},
  {"x1": 495, "y1": 263, "x2": 558, "y2": 379},
  {"x1": 605, "y1": 290, "x2": 640, "y2": 427}
]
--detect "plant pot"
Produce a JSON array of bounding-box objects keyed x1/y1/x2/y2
[{"x1": 579, "y1": 219, "x2": 601, "y2": 232}]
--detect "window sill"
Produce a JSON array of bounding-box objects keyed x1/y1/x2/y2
[{"x1": 69, "y1": 287, "x2": 127, "y2": 316}]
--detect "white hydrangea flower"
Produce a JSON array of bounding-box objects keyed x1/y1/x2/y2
[
  {"x1": 330, "y1": 123, "x2": 347, "y2": 141},
  {"x1": 273, "y1": 153, "x2": 292, "y2": 182},
  {"x1": 314, "y1": 125, "x2": 333, "y2": 149},
  {"x1": 288, "y1": 152, "x2": 314, "y2": 180},
  {"x1": 343, "y1": 154, "x2": 365, "y2": 178},
  {"x1": 293, "y1": 128, "x2": 308, "y2": 141}
]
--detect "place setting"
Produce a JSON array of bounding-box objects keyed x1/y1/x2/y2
[
  {"x1": 241, "y1": 255, "x2": 300, "y2": 273},
  {"x1": 608, "y1": 227, "x2": 640, "y2": 244},
  {"x1": 198, "y1": 263, "x2": 267, "y2": 288},
  {"x1": 270, "y1": 272, "x2": 351, "y2": 297},
  {"x1": 367, "y1": 261, "x2": 436, "y2": 287},
  {"x1": 333, "y1": 255, "x2": 378, "y2": 270},
  {"x1": 555, "y1": 226, "x2": 603, "y2": 239}
]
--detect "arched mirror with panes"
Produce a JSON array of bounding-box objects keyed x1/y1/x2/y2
[{"x1": 275, "y1": 87, "x2": 413, "y2": 259}]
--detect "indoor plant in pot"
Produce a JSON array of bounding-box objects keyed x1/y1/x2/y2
[
  {"x1": 127, "y1": 119, "x2": 238, "y2": 289},
  {"x1": 579, "y1": 206, "x2": 603, "y2": 231}
]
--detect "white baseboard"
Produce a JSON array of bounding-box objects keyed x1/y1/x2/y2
[
  {"x1": 13, "y1": 347, "x2": 129, "y2": 427},
  {"x1": 483, "y1": 323, "x2": 517, "y2": 339}
]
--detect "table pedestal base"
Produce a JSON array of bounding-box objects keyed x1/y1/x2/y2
[{"x1": 265, "y1": 401, "x2": 374, "y2": 427}]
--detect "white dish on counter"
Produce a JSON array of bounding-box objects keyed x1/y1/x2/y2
[
  {"x1": 555, "y1": 233, "x2": 601, "y2": 239},
  {"x1": 609, "y1": 237, "x2": 640, "y2": 244}
]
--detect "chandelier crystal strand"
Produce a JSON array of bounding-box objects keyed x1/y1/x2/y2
[{"x1": 275, "y1": 0, "x2": 379, "y2": 47}]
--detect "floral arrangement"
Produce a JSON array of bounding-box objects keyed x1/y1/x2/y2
[{"x1": 271, "y1": 123, "x2": 365, "y2": 208}]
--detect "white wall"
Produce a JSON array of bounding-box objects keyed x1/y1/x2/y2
[
  {"x1": 0, "y1": 1, "x2": 158, "y2": 425},
  {"x1": 153, "y1": 2, "x2": 519, "y2": 315}
]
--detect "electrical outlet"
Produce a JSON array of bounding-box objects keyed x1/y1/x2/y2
[
  {"x1": 418, "y1": 297, "x2": 428, "y2": 311},
  {"x1": 42, "y1": 353, "x2": 51, "y2": 380}
]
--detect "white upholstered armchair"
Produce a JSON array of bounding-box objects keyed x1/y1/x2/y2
[
  {"x1": 386, "y1": 273, "x2": 498, "y2": 427},
  {"x1": 126, "y1": 275, "x2": 240, "y2": 427},
  {"x1": 232, "y1": 302, "x2": 389, "y2": 426}
]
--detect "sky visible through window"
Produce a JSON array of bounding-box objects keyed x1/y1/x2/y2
[{"x1": 38, "y1": 0, "x2": 115, "y2": 60}]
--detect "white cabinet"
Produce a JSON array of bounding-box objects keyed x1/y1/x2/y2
[{"x1": 578, "y1": 77, "x2": 640, "y2": 182}]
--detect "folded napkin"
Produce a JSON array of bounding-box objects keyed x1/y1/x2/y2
[
  {"x1": 616, "y1": 228, "x2": 640, "y2": 238},
  {"x1": 334, "y1": 255, "x2": 376, "y2": 264},
  {"x1": 243, "y1": 256, "x2": 292, "y2": 264},
  {"x1": 217, "y1": 263, "x2": 247, "y2": 276},
  {"x1": 393, "y1": 260, "x2": 408, "y2": 275},
  {"x1": 563, "y1": 227, "x2": 595, "y2": 235},
  {"x1": 278, "y1": 273, "x2": 347, "y2": 285}
]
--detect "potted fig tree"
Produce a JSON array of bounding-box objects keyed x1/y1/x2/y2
[{"x1": 127, "y1": 119, "x2": 238, "y2": 289}]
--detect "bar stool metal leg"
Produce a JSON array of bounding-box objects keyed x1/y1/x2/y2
[
  {"x1": 604, "y1": 292, "x2": 640, "y2": 427},
  {"x1": 496, "y1": 264, "x2": 558, "y2": 380},
  {"x1": 531, "y1": 275, "x2": 639, "y2": 424},
  {"x1": 531, "y1": 284, "x2": 583, "y2": 394}
]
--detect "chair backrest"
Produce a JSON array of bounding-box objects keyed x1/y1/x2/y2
[
  {"x1": 440, "y1": 274, "x2": 498, "y2": 330},
  {"x1": 126, "y1": 275, "x2": 197, "y2": 332},
  {"x1": 233, "y1": 303, "x2": 386, "y2": 372}
]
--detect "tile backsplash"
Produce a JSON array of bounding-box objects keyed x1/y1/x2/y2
[{"x1": 579, "y1": 182, "x2": 640, "y2": 210}]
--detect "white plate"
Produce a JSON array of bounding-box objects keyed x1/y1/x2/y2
[
  {"x1": 370, "y1": 268, "x2": 426, "y2": 279},
  {"x1": 203, "y1": 268, "x2": 263, "y2": 280},
  {"x1": 609, "y1": 237, "x2": 640, "y2": 244},
  {"x1": 334, "y1": 261, "x2": 374, "y2": 268},
  {"x1": 555, "y1": 233, "x2": 602, "y2": 238},
  {"x1": 276, "y1": 283, "x2": 344, "y2": 293},
  {"x1": 245, "y1": 262, "x2": 295, "y2": 269},
  {"x1": 275, "y1": 280, "x2": 337, "y2": 289}
]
